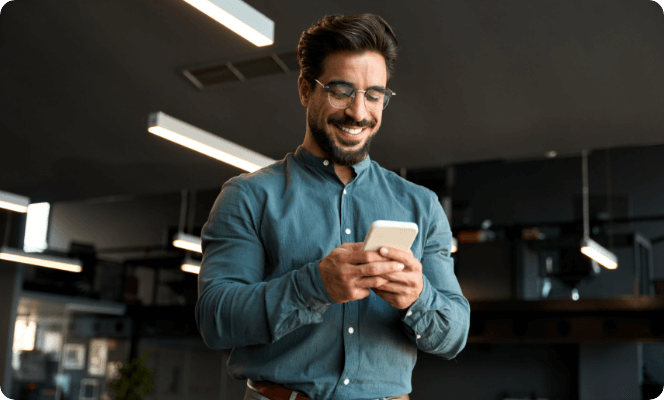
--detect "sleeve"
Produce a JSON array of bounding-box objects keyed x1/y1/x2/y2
[
  {"x1": 400, "y1": 191, "x2": 471, "y2": 359},
  {"x1": 194, "y1": 178, "x2": 334, "y2": 350}
]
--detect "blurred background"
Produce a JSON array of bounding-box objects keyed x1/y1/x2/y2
[{"x1": 1, "y1": 0, "x2": 664, "y2": 399}]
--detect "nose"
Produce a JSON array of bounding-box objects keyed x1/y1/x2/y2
[{"x1": 344, "y1": 91, "x2": 370, "y2": 122}]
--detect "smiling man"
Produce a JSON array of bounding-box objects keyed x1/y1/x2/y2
[{"x1": 196, "y1": 14, "x2": 470, "y2": 400}]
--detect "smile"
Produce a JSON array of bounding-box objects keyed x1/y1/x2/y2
[{"x1": 335, "y1": 124, "x2": 364, "y2": 135}]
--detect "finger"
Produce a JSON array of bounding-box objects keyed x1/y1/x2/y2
[
  {"x1": 358, "y1": 261, "x2": 405, "y2": 277},
  {"x1": 337, "y1": 242, "x2": 362, "y2": 252},
  {"x1": 378, "y1": 246, "x2": 411, "y2": 262},
  {"x1": 372, "y1": 281, "x2": 405, "y2": 294},
  {"x1": 358, "y1": 275, "x2": 391, "y2": 288},
  {"x1": 341, "y1": 242, "x2": 364, "y2": 250},
  {"x1": 377, "y1": 271, "x2": 406, "y2": 282},
  {"x1": 372, "y1": 288, "x2": 398, "y2": 306},
  {"x1": 344, "y1": 249, "x2": 391, "y2": 265}
]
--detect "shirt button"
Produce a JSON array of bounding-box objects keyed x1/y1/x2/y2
[
  {"x1": 323, "y1": 160, "x2": 329, "y2": 166},
  {"x1": 348, "y1": 327, "x2": 354, "y2": 334},
  {"x1": 344, "y1": 379, "x2": 350, "y2": 385},
  {"x1": 416, "y1": 334, "x2": 421, "y2": 339},
  {"x1": 343, "y1": 189, "x2": 347, "y2": 195},
  {"x1": 345, "y1": 229, "x2": 351, "y2": 235},
  {"x1": 407, "y1": 311, "x2": 413, "y2": 317}
]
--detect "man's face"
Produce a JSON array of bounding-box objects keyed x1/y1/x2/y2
[{"x1": 301, "y1": 51, "x2": 387, "y2": 166}]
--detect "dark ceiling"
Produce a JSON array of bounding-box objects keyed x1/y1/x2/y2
[{"x1": 1, "y1": 0, "x2": 664, "y2": 204}]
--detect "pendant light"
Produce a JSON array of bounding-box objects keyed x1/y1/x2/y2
[
  {"x1": 579, "y1": 150, "x2": 618, "y2": 269},
  {"x1": 148, "y1": 112, "x2": 275, "y2": 172},
  {"x1": 181, "y1": 0, "x2": 274, "y2": 47},
  {"x1": 0, "y1": 190, "x2": 29, "y2": 213}
]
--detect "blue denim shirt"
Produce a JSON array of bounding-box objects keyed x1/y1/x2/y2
[{"x1": 196, "y1": 146, "x2": 470, "y2": 400}]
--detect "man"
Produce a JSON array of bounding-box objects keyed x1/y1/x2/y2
[{"x1": 196, "y1": 13, "x2": 470, "y2": 400}]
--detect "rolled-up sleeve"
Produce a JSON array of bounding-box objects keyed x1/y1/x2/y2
[
  {"x1": 195, "y1": 178, "x2": 334, "y2": 350},
  {"x1": 400, "y1": 192, "x2": 470, "y2": 359}
]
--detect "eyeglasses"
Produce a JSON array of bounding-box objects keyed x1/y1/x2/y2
[{"x1": 315, "y1": 79, "x2": 396, "y2": 112}]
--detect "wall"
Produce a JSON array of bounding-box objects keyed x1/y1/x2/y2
[{"x1": 47, "y1": 189, "x2": 219, "y2": 260}]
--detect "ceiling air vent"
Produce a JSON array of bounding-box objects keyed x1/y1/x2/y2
[{"x1": 183, "y1": 51, "x2": 298, "y2": 90}]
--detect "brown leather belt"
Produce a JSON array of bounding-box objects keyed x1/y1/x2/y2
[{"x1": 247, "y1": 380, "x2": 409, "y2": 400}]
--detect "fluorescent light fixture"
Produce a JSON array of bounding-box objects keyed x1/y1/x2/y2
[
  {"x1": 148, "y1": 112, "x2": 275, "y2": 172},
  {"x1": 0, "y1": 246, "x2": 82, "y2": 273},
  {"x1": 173, "y1": 232, "x2": 202, "y2": 253},
  {"x1": 24, "y1": 202, "x2": 50, "y2": 253},
  {"x1": 181, "y1": 258, "x2": 201, "y2": 274},
  {"x1": 182, "y1": 0, "x2": 274, "y2": 46},
  {"x1": 0, "y1": 190, "x2": 30, "y2": 213},
  {"x1": 451, "y1": 237, "x2": 458, "y2": 254},
  {"x1": 580, "y1": 237, "x2": 618, "y2": 270}
]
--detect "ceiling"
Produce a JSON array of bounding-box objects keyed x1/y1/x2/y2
[{"x1": 1, "y1": 0, "x2": 664, "y2": 204}]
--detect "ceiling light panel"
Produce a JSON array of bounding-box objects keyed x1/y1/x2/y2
[
  {"x1": 148, "y1": 111, "x2": 276, "y2": 172},
  {"x1": 173, "y1": 232, "x2": 202, "y2": 253},
  {"x1": 181, "y1": 258, "x2": 201, "y2": 274},
  {"x1": 580, "y1": 237, "x2": 618, "y2": 270},
  {"x1": 182, "y1": 0, "x2": 274, "y2": 47},
  {"x1": 0, "y1": 190, "x2": 30, "y2": 213},
  {"x1": 0, "y1": 246, "x2": 82, "y2": 273}
]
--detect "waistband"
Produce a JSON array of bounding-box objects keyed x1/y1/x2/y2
[{"x1": 247, "y1": 379, "x2": 409, "y2": 400}]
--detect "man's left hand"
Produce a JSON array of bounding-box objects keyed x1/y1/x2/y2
[{"x1": 371, "y1": 247, "x2": 423, "y2": 310}]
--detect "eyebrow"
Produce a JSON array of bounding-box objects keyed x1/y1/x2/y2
[{"x1": 326, "y1": 79, "x2": 387, "y2": 91}]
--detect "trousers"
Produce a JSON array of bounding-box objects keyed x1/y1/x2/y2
[{"x1": 242, "y1": 384, "x2": 408, "y2": 400}]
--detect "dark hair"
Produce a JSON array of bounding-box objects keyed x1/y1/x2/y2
[{"x1": 297, "y1": 14, "x2": 399, "y2": 89}]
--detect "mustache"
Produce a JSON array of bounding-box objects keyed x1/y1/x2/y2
[{"x1": 328, "y1": 115, "x2": 376, "y2": 128}]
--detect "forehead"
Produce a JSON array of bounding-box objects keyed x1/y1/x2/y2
[{"x1": 320, "y1": 51, "x2": 387, "y2": 87}]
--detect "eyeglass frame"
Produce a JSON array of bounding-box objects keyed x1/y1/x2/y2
[{"x1": 314, "y1": 79, "x2": 396, "y2": 111}]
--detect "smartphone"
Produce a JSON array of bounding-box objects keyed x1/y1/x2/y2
[{"x1": 362, "y1": 220, "x2": 419, "y2": 252}]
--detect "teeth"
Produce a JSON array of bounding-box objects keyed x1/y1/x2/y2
[{"x1": 337, "y1": 125, "x2": 362, "y2": 135}]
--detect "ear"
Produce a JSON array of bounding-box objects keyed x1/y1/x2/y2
[{"x1": 298, "y1": 75, "x2": 311, "y2": 108}]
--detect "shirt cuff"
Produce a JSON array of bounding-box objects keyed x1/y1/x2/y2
[
  {"x1": 296, "y1": 260, "x2": 335, "y2": 314},
  {"x1": 401, "y1": 276, "x2": 434, "y2": 339}
]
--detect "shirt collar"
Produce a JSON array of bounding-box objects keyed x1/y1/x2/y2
[{"x1": 294, "y1": 145, "x2": 372, "y2": 174}]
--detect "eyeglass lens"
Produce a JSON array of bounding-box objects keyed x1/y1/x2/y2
[{"x1": 327, "y1": 85, "x2": 390, "y2": 111}]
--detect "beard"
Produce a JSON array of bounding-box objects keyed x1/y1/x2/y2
[{"x1": 307, "y1": 112, "x2": 378, "y2": 167}]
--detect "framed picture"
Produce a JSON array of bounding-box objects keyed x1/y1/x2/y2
[
  {"x1": 43, "y1": 331, "x2": 62, "y2": 354},
  {"x1": 79, "y1": 378, "x2": 99, "y2": 400},
  {"x1": 62, "y1": 344, "x2": 86, "y2": 370},
  {"x1": 88, "y1": 339, "x2": 108, "y2": 376}
]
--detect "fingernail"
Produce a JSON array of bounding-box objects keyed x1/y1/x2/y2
[
  {"x1": 381, "y1": 247, "x2": 388, "y2": 255},
  {"x1": 397, "y1": 263, "x2": 404, "y2": 269}
]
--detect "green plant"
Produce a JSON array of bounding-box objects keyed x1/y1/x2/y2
[{"x1": 107, "y1": 350, "x2": 156, "y2": 400}]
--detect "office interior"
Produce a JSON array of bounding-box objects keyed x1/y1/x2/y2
[{"x1": 1, "y1": 1, "x2": 664, "y2": 400}]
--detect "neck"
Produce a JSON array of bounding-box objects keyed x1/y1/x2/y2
[
  {"x1": 335, "y1": 164, "x2": 354, "y2": 185},
  {"x1": 301, "y1": 137, "x2": 355, "y2": 185}
]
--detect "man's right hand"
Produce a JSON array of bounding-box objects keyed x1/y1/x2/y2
[{"x1": 319, "y1": 242, "x2": 405, "y2": 304}]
